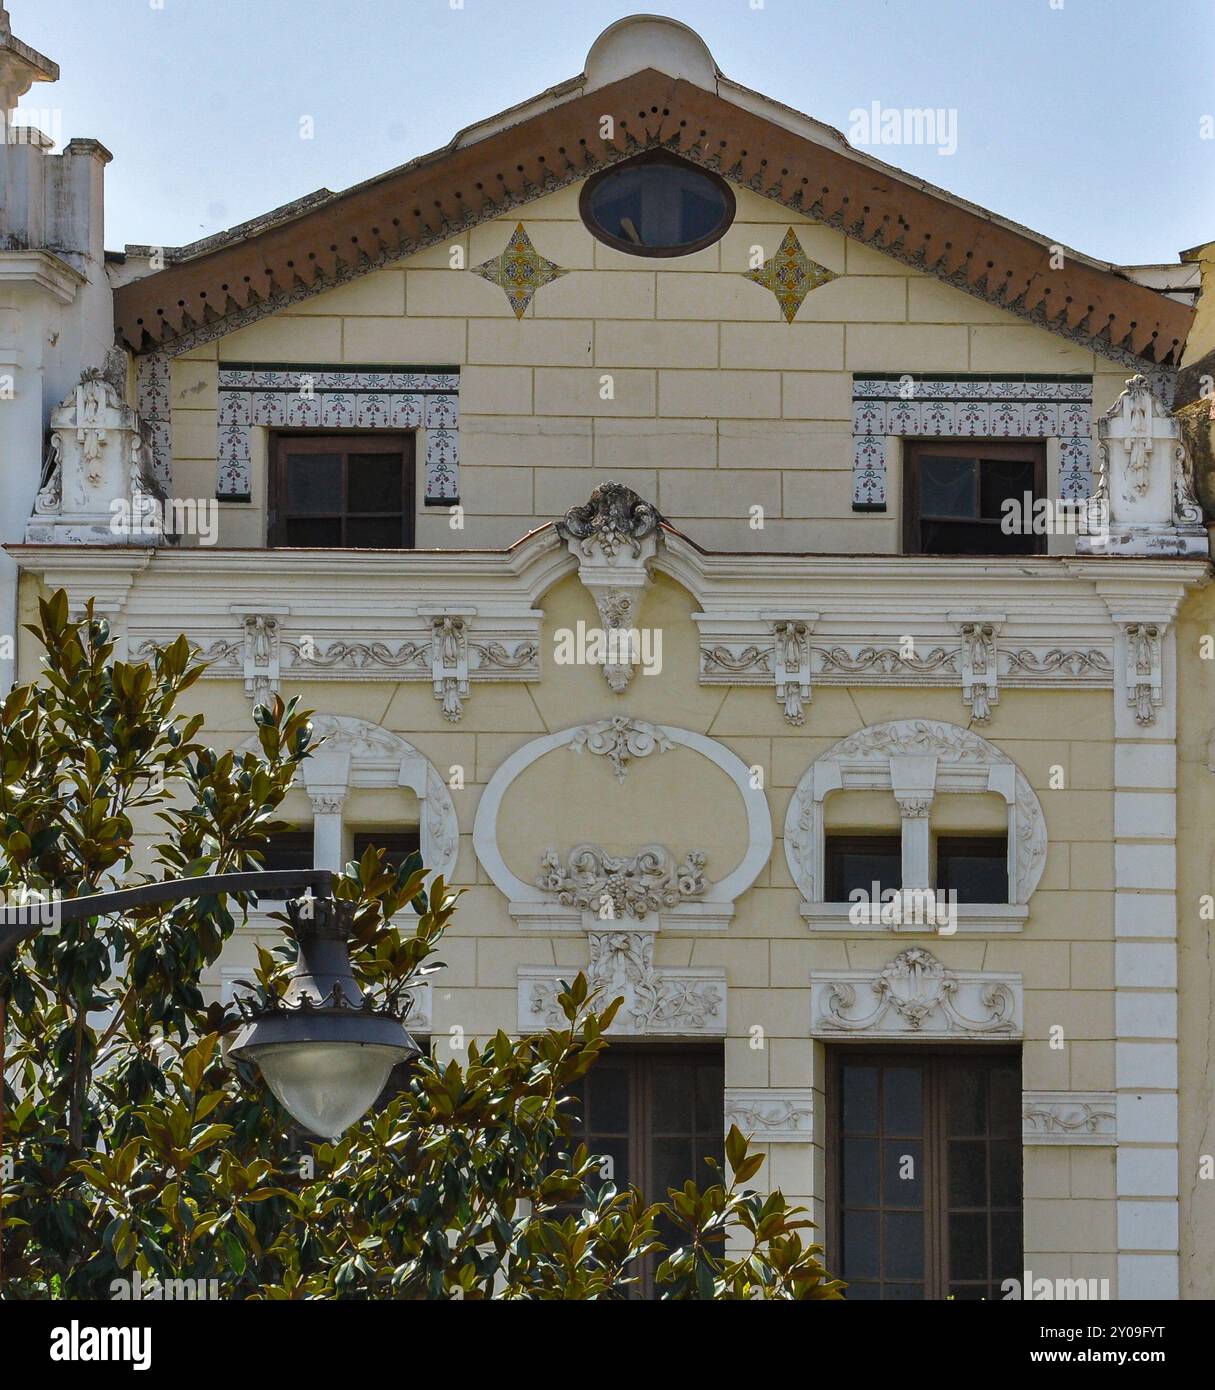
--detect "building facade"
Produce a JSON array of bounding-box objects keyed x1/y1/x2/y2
[{"x1": 5, "y1": 10, "x2": 1215, "y2": 1299}]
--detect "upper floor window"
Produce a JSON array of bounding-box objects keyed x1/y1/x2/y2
[
  {"x1": 936, "y1": 836, "x2": 1009, "y2": 904},
  {"x1": 580, "y1": 151, "x2": 735, "y2": 257},
  {"x1": 352, "y1": 830, "x2": 421, "y2": 871},
  {"x1": 269, "y1": 433, "x2": 415, "y2": 549},
  {"x1": 259, "y1": 829, "x2": 315, "y2": 873},
  {"x1": 903, "y1": 440, "x2": 1045, "y2": 556},
  {"x1": 826, "y1": 835, "x2": 902, "y2": 901}
]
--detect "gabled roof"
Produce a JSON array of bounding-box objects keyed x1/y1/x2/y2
[{"x1": 113, "y1": 16, "x2": 1192, "y2": 365}]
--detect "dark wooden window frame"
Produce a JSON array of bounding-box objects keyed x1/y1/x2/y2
[
  {"x1": 902, "y1": 439, "x2": 1048, "y2": 556},
  {"x1": 562, "y1": 1042, "x2": 724, "y2": 1296},
  {"x1": 825, "y1": 834, "x2": 903, "y2": 902},
  {"x1": 825, "y1": 1045, "x2": 1023, "y2": 1301},
  {"x1": 269, "y1": 431, "x2": 416, "y2": 549}
]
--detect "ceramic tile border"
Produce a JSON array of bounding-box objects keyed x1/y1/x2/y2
[
  {"x1": 850, "y1": 373, "x2": 1094, "y2": 510},
  {"x1": 215, "y1": 364, "x2": 460, "y2": 503},
  {"x1": 135, "y1": 352, "x2": 172, "y2": 489}
]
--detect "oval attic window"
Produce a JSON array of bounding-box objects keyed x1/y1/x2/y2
[{"x1": 580, "y1": 151, "x2": 735, "y2": 257}]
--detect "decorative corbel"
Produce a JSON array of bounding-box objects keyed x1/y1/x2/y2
[
  {"x1": 951, "y1": 613, "x2": 1003, "y2": 724},
  {"x1": 768, "y1": 616, "x2": 815, "y2": 725},
  {"x1": 1124, "y1": 622, "x2": 1163, "y2": 726},
  {"x1": 233, "y1": 611, "x2": 284, "y2": 705},
  {"x1": 556, "y1": 483, "x2": 663, "y2": 693},
  {"x1": 430, "y1": 614, "x2": 469, "y2": 722}
]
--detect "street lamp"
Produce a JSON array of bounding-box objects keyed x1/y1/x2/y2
[
  {"x1": 0, "y1": 869, "x2": 419, "y2": 1139},
  {"x1": 229, "y1": 893, "x2": 419, "y2": 1138}
]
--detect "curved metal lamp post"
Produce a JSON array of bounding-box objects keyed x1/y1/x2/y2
[{"x1": 0, "y1": 870, "x2": 419, "y2": 1138}]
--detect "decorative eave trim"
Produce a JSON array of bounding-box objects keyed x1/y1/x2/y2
[{"x1": 113, "y1": 71, "x2": 1191, "y2": 366}]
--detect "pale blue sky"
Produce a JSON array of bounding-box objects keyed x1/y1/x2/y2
[{"x1": 15, "y1": 0, "x2": 1215, "y2": 264}]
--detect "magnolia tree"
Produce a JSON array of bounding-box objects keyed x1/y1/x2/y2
[{"x1": 0, "y1": 593, "x2": 843, "y2": 1300}]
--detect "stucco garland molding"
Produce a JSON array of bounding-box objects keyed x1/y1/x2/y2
[
  {"x1": 474, "y1": 719, "x2": 772, "y2": 931},
  {"x1": 1022, "y1": 1091, "x2": 1117, "y2": 1146},
  {"x1": 784, "y1": 718, "x2": 1047, "y2": 916},
  {"x1": 724, "y1": 1088, "x2": 814, "y2": 1143}
]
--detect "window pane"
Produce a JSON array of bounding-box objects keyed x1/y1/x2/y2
[
  {"x1": 842, "y1": 1210, "x2": 879, "y2": 1280},
  {"x1": 949, "y1": 1212, "x2": 988, "y2": 1281},
  {"x1": 991, "y1": 1211, "x2": 1022, "y2": 1282},
  {"x1": 980, "y1": 458, "x2": 1037, "y2": 520},
  {"x1": 843, "y1": 1138, "x2": 879, "y2": 1206},
  {"x1": 919, "y1": 457, "x2": 976, "y2": 517},
  {"x1": 949, "y1": 1139, "x2": 989, "y2": 1207},
  {"x1": 652, "y1": 1137, "x2": 694, "y2": 1200},
  {"x1": 348, "y1": 453, "x2": 402, "y2": 512},
  {"x1": 990, "y1": 1068, "x2": 1021, "y2": 1138},
  {"x1": 842, "y1": 1065, "x2": 879, "y2": 1132},
  {"x1": 990, "y1": 1139, "x2": 1021, "y2": 1207},
  {"x1": 285, "y1": 453, "x2": 341, "y2": 512},
  {"x1": 652, "y1": 1063, "x2": 694, "y2": 1132},
  {"x1": 284, "y1": 517, "x2": 341, "y2": 547},
  {"x1": 351, "y1": 831, "x2": 420, "y2": 870},
  {"x1": 345, "y1": 516, "x2": 404, "y2": 548},
  {"x1": 885, "y1": 1283, "x2": 924, "y2": 1300},
  {"x1": 587, "y1": 1137, "x2": 629, "y2": 1193},
  {"x1": 883, "y1": 1139, "x2": 923, "y2": 1207},
  {"x1": 938, "y1": 839, "x2": 1009, "y2": 904},
  {"x1": 695, "y1": 1063, "x2": 724, "y2": 1133},
  {"x1": 827, "y1": 836, "x2": 901, "y2": 900},
  {"x1": 588, "y1": 1064, "x2": 630, "y2": 1134},
  {"x1": 947, "y1": 1066, "x2": 986, "y2": 1135},
  {"x1": 883, "y1": 1211, "x2": 924, "y2": 1280},
  {"x1": 883, "y1": 1067, "x2": 923, "y2": 1134},
  {"x1": 258, "y1": 830, "x2": 314, "y2": 873}
]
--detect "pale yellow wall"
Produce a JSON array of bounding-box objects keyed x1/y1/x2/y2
[
  {"x1": 163, "y1": 182, "x2": 1133, "y2": 554},
  {"x1": 28, "y1": 562, "x2": 1118, "y2": 1284}
]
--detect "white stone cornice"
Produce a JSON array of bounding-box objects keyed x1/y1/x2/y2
[{"x1": 0, "y1": 249, "x2": 84, "y2": 303}]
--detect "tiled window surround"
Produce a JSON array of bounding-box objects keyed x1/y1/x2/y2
[
  {"x1": 851, "y1": 374, "x2": 1094, "y2": 511},
  {"x1": 214, "y1": 365, "x2": 460, "y2": 503}
]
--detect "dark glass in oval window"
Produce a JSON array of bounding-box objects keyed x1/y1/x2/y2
[{"x1": 581, "y1": 153, "x2": 735, "y2": 256}]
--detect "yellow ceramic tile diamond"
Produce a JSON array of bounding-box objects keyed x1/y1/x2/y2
[
  {"x1": 472, "y1": 223, "x2": 568, "y2": 318},
  {"x1": 746, "y1": 226, "x2": 838, "y2": 322}
]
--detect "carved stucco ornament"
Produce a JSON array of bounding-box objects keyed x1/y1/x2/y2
[
  {"x1": 569, "y1": 715, "x2": 673, "y2": 783},
  {"x1": 1022, "y1": 1092, "x2": 1117, "y2": 1146},
  {"x1": 524, "y1": 927, "x2": 726, "y2": 1037},
  {"x1": 1080, "y1": 373, "x2": 1206, "y2": 557},
  {"x1": 557, "y1": 482, "x2": 664, "y2": 693},
  {"x1": 537, "y1": 844, "x2": 708, "y2": 920},
  {"x1": 812, "y1": 947, "x2": 1022, "y2": 1038}
]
